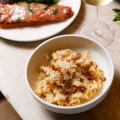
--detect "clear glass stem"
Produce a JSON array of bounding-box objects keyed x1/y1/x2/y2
[
  {"x1": 96, "y1": 6, "x2": 99, "y2": 33},
  {"x1": 93, "y1": 6, "x2": 100, "y2": 35}
]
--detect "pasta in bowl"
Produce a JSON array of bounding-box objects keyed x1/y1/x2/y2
[{"x1": 35, "y1": 49, "x2": 106, "y2": 106}]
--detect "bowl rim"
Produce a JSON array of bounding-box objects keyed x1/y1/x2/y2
[{"x1": 25, "y1": 34, "x2": 114, "y2": 109}]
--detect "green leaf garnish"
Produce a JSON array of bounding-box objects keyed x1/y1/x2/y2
[
  {"x1": 42, "y1": 5, "x2": 49, "y2": 10},
  {"x1": 15, "y1": 17, "x2": 20, "y2": 23},
  {"x1": 113, "y1": 16, "x2": 120, "y2": 21},
  {"x1": 34, "y1": 0, "x2": 58, "y2": 4},
  {"x1": 113, "y1": 8, "x2": 120, "y2": 16},
  {"x1": 16, "y1": 2, "x2": 20, "y2": 5},
  {"x1": 53, "y1": 9, "x2": 58, "y2": 15},
  {"x1": 35, "y1": 0, "x2": 40, "y2": 3},
  {"x1": 113, "y1": 8, "x2": 120, "y2": 25},
  {"x1": 2, "y1": 5, "x2": 5, "y2": 8},
  {"x1": 27, "y1": 4, "x2": 34, "y2": 13},
  {"x1": 113, "y1": 8, "x2": 120, "y2": 13},
  {"x1": 9, "y1": 0, "x2": 59, "y2": 4},
  {"x1": 20, "y1": 1, "x2": 27, "y2": 3}
]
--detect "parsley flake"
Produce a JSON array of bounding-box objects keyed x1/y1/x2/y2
[
  {"x1": 2, "y1": 5, "x2": 5, "y2": 8},
  {"x1": 15, "y1": 17, "x2": 20, "y2": 23},
  {"x1": 53, "y1": 9, "x2": 58, "y2": 15},
  {"x1": 16, "y1": 2, "x2": 20, "y2": 5},
  {"x1": 27, "y1": 4, "x2": 34, "y2": 13},
  {"x1": 42, "y1": 5, "x2": 49, "y2": 10}
]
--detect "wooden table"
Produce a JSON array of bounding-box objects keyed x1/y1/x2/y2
[{"x1": 0, "y1": 1, "x2": 120, "y2": 120}]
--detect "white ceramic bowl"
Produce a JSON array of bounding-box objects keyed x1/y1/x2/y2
[{"x1": 25, "y1": 35, "x2": 114, "y2": 114}]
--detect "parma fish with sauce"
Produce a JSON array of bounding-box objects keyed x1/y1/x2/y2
[{"x1": 0, "y1": 3, "x2": 73, "y2": 27}]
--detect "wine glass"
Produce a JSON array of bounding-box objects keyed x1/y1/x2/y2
[{"x1": 80, "y1": 0, "x2": 114, "y2": 47}]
